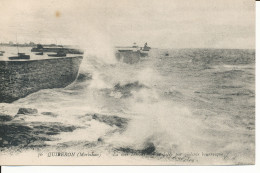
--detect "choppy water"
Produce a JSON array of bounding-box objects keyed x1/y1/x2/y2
[{"x1": 0, "y1": 47, "x2": 255, "y2": 165}]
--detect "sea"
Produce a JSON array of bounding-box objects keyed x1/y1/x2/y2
[{"x1": 0, "y1": 47, "x2": 255, "y2": 165}]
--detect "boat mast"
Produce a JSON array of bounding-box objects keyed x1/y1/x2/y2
[{"x1": 16, "y1": 34, "x2": 19, "y2": 53}]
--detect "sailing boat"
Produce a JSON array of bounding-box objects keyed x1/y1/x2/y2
[
  {"x1": 35, "y1": 52, "x2": 44, "y2": 55},
  {"x1": 9, "y1": 53, "x2": 30, "y2": 60},
  {"x1": 8, "y1": 35, "x2": 30, "y2": 60},
  {"x1": 0, "y1": 48, "x2": 5, "y2": 56},
  {"x1": 141, "y1": 42, "x2": 151, "y2": 51}
]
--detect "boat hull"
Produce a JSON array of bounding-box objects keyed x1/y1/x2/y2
[
  {"x1": 31, "y1": 47, "x2": 84, "y2": 54},
  {"x1": 35, "y1": 52, "x2": 43, "y2": 55},
  {"x1": 115, "y1": 51, "x2": 141, "y2": 64},
  {"x1": 8, "y1": 56, "x2": 30, "y2": 60},
  {"x1": 48, "y1": 54, "x2": 66, "y2": 57},
  {"x1": 0, "y1": 56, "x2": 83, "y2": 103}
]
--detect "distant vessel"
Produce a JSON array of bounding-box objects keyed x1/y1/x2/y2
[
  {"x1": 115, "y1": 42, "x2": 151, "y2": 64},
  {"x1": 48, "y1": 51, "x2": 66, "y2": 57},
  {"x1": 0, "y1": 49, "x2": 83, "y2": 102},
  {"x1": 35, "y1": 52, "x2": 43, "y2": 55},
  {"x1": 31, "y1": 44, "x2": 84, "y2": 54},
  {"x1": 8, "y1": 36, "x2": 30, "y2": 60},
  {"x1": 116, "y1": 51, "x2": 142, "y2": 64},
  {"x1": 9, "y1": 53, "x2": 30, "y2": 60},
  {"x1": 141, "y1": 42, "x2": 151, "y2": 51}
]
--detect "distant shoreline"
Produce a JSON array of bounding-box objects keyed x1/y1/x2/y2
[
  {"x1": 0, "y1": 44, "x2": 255, "y2": 51},
  {"x1": 0, "y1": 44, "x2": 62, "y2": 48}
]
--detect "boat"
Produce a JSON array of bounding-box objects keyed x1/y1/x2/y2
[
  {"x1": 8, "y1": 53, "x2": 30, "y2": 60},
  {"x1": 141, "y1": 42, "x2": 151, "y2": 51},
  {"x1": 8, "y1": 36, "x2": 31, "y2": 60},
  {"x1": 31, "y1": 44, "x2": 84, "y2": 54},
  {"x1": 116, "y1": 42, "x2": 151, "y2": 53},
  {"x1": 0, "y1": 55, "x2": 83, "y2": 103},
  {"x1": 0, "y1": 50, "x2": 5, "y2": 53},
  {"x1": 140, "y1": 52, "x2": 148, "y2": 57},
  {"x1": 115, "y1": 42, "x2": 151, "y2": 64},
  {"x1": 35, "y1": 52, "x2": 43, "y2": 55},
  {"x1": 115, "y1": 50, "x2": 141, "y2": 64},
  {"x1": 118, "y1": 49, "x2": 133, "y2": 52},
  {"x1": 48, "y1": 51, "x2": 66, "y2": 57}
]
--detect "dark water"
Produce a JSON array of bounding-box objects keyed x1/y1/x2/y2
[{"x1": 0, "y1": 48, "x2": 255, "y2": 164}]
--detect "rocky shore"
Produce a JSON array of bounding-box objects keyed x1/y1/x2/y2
[{"x1": 0, "y1": 108, "x2": 129, "y2": 150}]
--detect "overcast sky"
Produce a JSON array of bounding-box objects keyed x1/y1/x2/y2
[{"x1": 0, "y1": 0, "x2": 255, "y2": 49}]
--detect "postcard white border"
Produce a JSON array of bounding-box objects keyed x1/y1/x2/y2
[{"x1": 1, "y1": 1, "x2": 259, "y2": 173}]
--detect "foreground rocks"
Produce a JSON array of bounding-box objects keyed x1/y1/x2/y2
[
  {"x1": 0, "y1": 109, "x2": 129, "y2": 150},
  {"x1": 113, "y1": 81, "x2": 148, "y2": 98},
  {"x1": 0, "y1": 113, "x2": 13, "y2": 122},
  {"x1": 17, "y1": 108, "x2": 38, "y2": 115},
  {"x1": 87, "y1": 113, "x2": 129, "y2": 128},
  {"x1": 41, "y1": 112, "x2": 58, "y2": 117},
  {"x1": 0, "y1": 122, "x2": 78, "y2": 148},
  {"x1": 117, "y1": 142, "x2": 156, "y2": 155}
]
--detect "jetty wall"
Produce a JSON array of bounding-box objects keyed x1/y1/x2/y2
[{"x1": 0, "y1": 56, "x2": 83, "y2": 103}]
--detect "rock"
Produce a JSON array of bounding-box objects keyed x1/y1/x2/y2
[
  {"x1": 91, "y1": 113, "x2": 128, "y2": 128},
  {"x1": 0, "y1": 113, "x2": 13, "y2": 121},
  {"x1": 117, "y1": 142, "x2": 156, "y2": 156},
  {"x1": 97, "y1": 137, "x2": 103, "y2": 142},
  {"x1": 113, "y1": 81, "x2": 147, "y2": 98},
  {"x1": 141, "y1": 142, "x2": 156, "y2": 155},
  {"x1": 0, "y1": 123, "x2": 34, "y2": 147},
  {"x1": 0, "y1": 122, "x2": 78, "y2": 148},
  {"x1": 41, "y1": 112, "x2": 58, "y2": 117},
  {"x1": 17, "y1": 108, "x2": 38, "y2": 115}
]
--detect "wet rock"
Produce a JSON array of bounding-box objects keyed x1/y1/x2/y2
[
  {"x1": 17, "y1": 108, "x2": 38, "y2": 115},
  {"x1": 13, "y1": 114, "x2": 25, "y2": 120},
  {"x1": 32, "y1": 123, "x2": 77, "y2": 135},
  {"x1": 0, "y1": 123, "x2": 37, "y2": 147},
  {"x1": 41, "y1": 112, "x2": 58, "y2": 117},
  {"x1": 97, "y1": 137, "x2": 103, "y2": 142},
  {"x1": 141, "y1": 142, "x2": 156, "y2": 155},
  {"x1": 0, "y1": 113, "x2": 13, "y2": 121},
  {"x1": 113, "y1": 81, "x2": 148, "y2": 98},
  {"x1": 90, "y1": 113, "x2": 128, "y2": 128},
  {"x1": 0, "y1": 121, "x2": 78, "y2": 148},
  {"x1": 117, "y1": 142, "x2": 156, "y2": 155}
]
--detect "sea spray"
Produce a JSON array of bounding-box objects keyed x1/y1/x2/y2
[
  {"x1": 102, "y1": 66, "x2": 203, "y2": 154},
  {"x1": 68, "y1": 21, "x2": 117, "y2": 64},
  {"x1": 106, "y1": 87, "x2": 203, "y2": 154}
]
